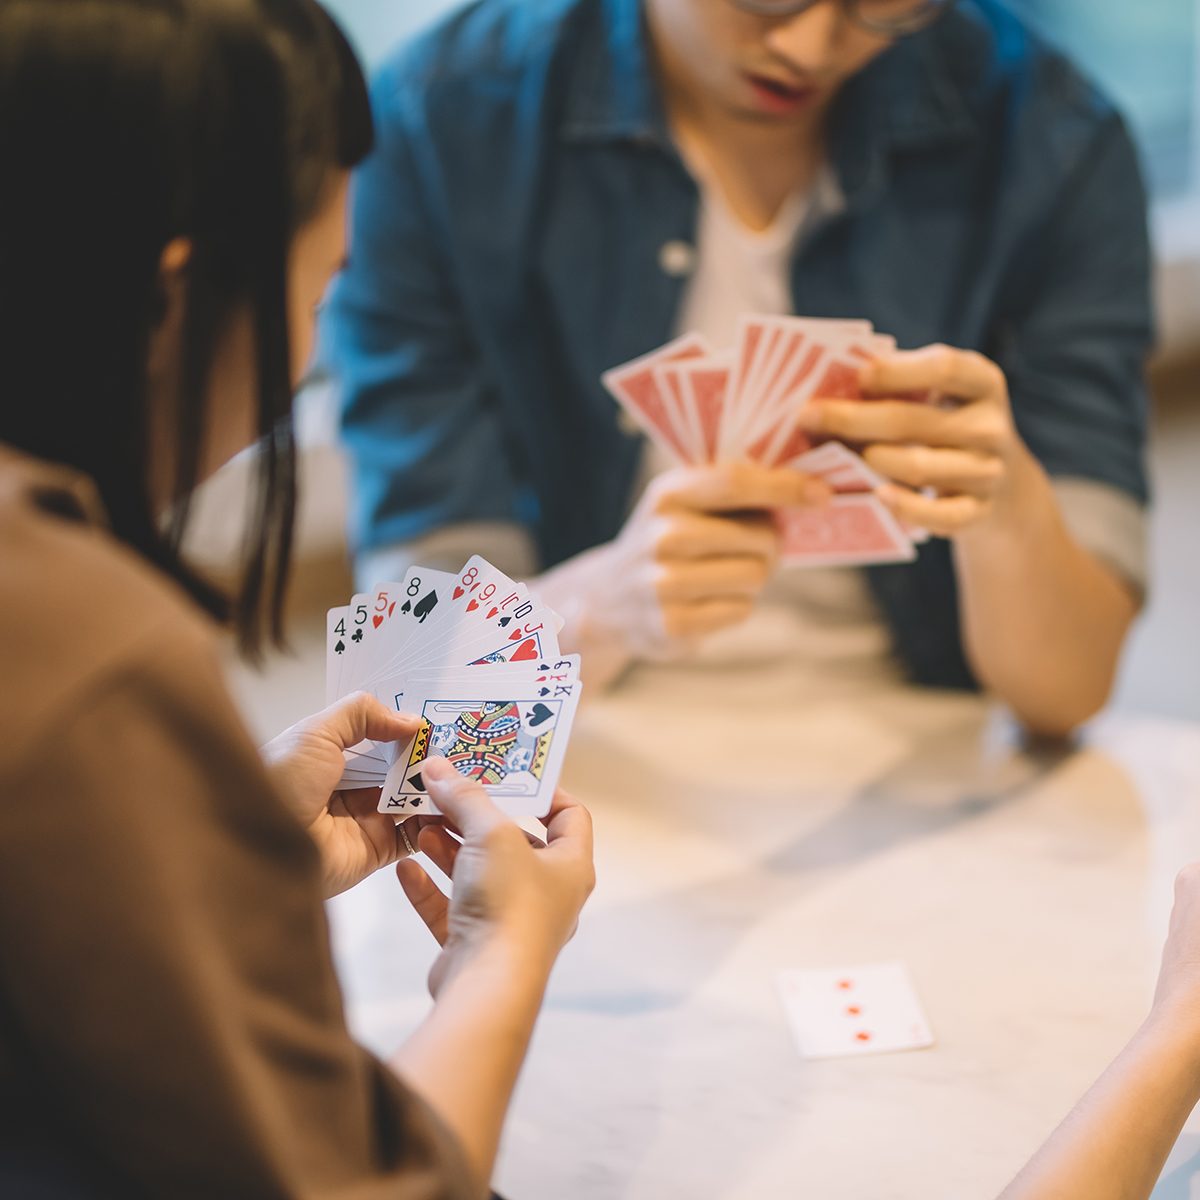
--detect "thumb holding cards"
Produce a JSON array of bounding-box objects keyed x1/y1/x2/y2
[{"x1": 261, "y1": 693, "x2": 425, "y2": 898}]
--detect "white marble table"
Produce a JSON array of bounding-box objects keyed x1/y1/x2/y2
[{"x1": 326, "y1": 656, "x2": 1200, "y2": 1200}]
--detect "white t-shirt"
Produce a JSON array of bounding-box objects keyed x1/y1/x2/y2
[{"x1": 643, "y1": 164, "x2": 899, "y2": 672}]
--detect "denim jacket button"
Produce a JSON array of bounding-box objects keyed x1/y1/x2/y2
[{"x1": 658, "y1": 240, "x2": 696, "y2": 278}]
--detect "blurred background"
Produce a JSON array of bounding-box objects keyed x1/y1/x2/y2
[{"x1": 193, "y1": 0, "x2": 1200, "y2": 733}]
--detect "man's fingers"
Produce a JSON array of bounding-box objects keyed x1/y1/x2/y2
[
  {"x1": 655, "y1": 556, "x2": 772, "y2": 604},
  {"x1": 877, "y1": 484, "x2": 989, "y2": 536},
  {"x1": 657, "y1": 462, "x2": 830, "y2": 515},
  {"x1": 801, "y1": 399, "x2": 1005, "y2": 452},
  {"x1": 663, "y1": 596, "x2": 755, "y2": 639},
  {"x1": 859, "y1": 345, "x2": 1004, "y2": 402},
  {"x1": 655, "y1": 511, "x2": 781, "y2": 562},
  {"x1": 395, "y1": 859, "x2": 450, "y2": 946},
  {"x1": 320, "y1": 693, "x2": 422, "y2": 752},
  {"x1": 863, "y1": 444, "x2": 1004, "y2": 497}
]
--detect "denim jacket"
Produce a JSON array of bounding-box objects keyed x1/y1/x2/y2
[{"x1": 325, "y1": 0, "x2": 1153, "y2": 689}]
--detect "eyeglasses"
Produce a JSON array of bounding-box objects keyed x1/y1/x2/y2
[{"x1": 729, "y1": 0, "x2": 955, "y2": 37}]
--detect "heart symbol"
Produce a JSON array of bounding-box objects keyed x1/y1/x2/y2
[
  {"x1": 487, "y1": 607, "x2": 499, "y2": 620},
  {"x1": 467, "y1": 599, "x2": 479, "y2": 612},
  {"x1": 470, "y1": 582, "x2": 480, "y2": 592},
  {"x1": 512, "y1": 639, "x2": 538, "y2": 662},
  {"x1": 372, "y1": 615, "x2": 384, "y2": 629},
  {"x1": 453, "y1": 586, "x2": 465, "y2": 600},
  {"x1": 388, "y1": 601, "x2": 397, "y2": 617},
  {"x1": 509, "y1": 629, "x2": 524, "y2": 642}
]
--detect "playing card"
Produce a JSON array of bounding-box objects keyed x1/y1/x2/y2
[
  {"x1": 778, "y1": 494, "x2": 916, "y2": 567},
  {"x1": 324, "y1": 560, "x2": 581, "y2": 815},
  {"x1": 602, "y1": 314, "x2": 926, "y2": 568},
  {"x1": 776, "y1": 962, "x2": 935, "y2": 1059},
  {"x1": 602, "y1": 333, "x2": 711, "y2": 464},
  {"x1": 378, "y1": 673, "x2": 583, "y2": 819}
]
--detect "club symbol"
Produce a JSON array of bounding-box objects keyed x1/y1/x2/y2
[{"x1": 352, "y1": 629, "x2": 364, "y2": 643}]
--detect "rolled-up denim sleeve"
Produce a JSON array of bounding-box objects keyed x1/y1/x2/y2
[
  {"x1": 323, "y1": 65, "x2": 523, "y2": 557},
  {"x1": 1000, "y1": 113, "x2": 1154, "y2": 507}
]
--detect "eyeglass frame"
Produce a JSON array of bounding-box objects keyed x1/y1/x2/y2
[{"x1": 728, "y1": 0, "x2": 957, "y2": 38}]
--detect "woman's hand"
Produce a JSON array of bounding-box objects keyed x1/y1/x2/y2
[
  {"x1": 262, "y1": 693, "x2": 423, "y2": 898},
  {"x1": 395, "y1": 758, "x2": 595, "y2": 997},
  {"x1": 1151, "y1": 864, "x2": 1200, "y2": 1052},
  {"x1": 801, "y1": 344, "x2": 1041, "y2": 538}
]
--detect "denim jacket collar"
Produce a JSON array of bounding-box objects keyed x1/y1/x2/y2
[{"x1": 560, "y1": 0, "x2": 979, "y2": 199}]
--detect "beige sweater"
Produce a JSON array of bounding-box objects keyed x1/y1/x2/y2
[{"x1": 0, "y1": 446, "x2": 474, "y2": 1199}]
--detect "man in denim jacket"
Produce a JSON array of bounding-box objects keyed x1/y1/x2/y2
[{"x1": 326, "y1": 0, "x2": 1151, "y2": 735}]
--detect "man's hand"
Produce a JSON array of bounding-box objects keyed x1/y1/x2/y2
[
  {"x1": 606, "y1": 460, "x2": 830, "y2": 650},
  {"x1": 262, "y1": 694, "x2": 423, "y2": 898},
  {"x1": 801, "y1": 344, "x2": 1038, "y2": 538}
]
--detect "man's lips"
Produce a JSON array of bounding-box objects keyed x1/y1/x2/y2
[{"x1": 743, "y1": 70, "x2": 821, "y2": 113}]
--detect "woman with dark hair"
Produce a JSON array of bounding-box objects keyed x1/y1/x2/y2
[{"x1": 0, "y1": 1, "x2": 593, "y2": 1196}]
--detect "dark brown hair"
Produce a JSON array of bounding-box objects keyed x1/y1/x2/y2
[{"x1": 0, "y1": 0, "x2": 373, "y2": 654}]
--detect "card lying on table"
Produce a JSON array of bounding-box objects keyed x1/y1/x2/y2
[
  {"x1": 603, "y1": 315, "x2": 930, "y2": 567},
  {"x1": 776, "y1": 962, "x2": 936, "y2": 1060},
  {"x1": 325, "y1": 556, "x2": 582, "y2": 819}
]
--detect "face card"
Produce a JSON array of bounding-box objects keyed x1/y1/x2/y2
[
  {"x1": 778, "y1": 494, "x2": 916, "y2": 567},
  {"x1": 776, "y1": 963, "x2": 935, "y2": 1059},
  {"x1": 378, "y1": 674, "x2": 583, "y2": 819}
]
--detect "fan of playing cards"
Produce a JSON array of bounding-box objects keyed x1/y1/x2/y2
[
  {"x1": 602, "y1": 316, "x2": 930, "y2": 568},
  {"x1": 326, "y1": 556, "x2": 581, "y2": 819}
]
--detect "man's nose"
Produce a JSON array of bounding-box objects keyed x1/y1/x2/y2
[{"x1": 763, "y1": 0, "x2": 848, "y2": 74}]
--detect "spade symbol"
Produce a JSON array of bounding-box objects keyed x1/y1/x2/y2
[
  {"x1": 334, "y1": 640, "x2": 346, "y2": 656},
  {"x1": 352, "y1": 628, "x2": 364, "y2": 643},
  {"x1": 538, "y1": 663, "x2": 550, "y2": 671},
  {"x1": 525, "y1": 703, "x2": 554, "y2": 728},
  {"x1": 414, "y1": 590, "x2": 439, "y2": 624},
  {"x1": 410, "y1": 798, "x2": 423, "y2": 809},
  {"x1": 401, "y1": 600, "x2": 412, "y2": 614},
  {"x1": 407, "y1": 772, "x2": 425, "y2": 792},
  {"x1": 499, "y1": 616, "x2": 512, "y2": 628},
  {"x1": 539, "y1": 687, "x2": 550, "y2": 697}
]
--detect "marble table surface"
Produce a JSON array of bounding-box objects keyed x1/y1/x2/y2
[{"x1": 326, "y1": 657, "x2": 1200, "y2": 1200}]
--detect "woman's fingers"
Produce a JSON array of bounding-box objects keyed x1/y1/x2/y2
[
  {"x1": 317, "y1": 692, "x2": 423, "y2": 751},
  {"x1": 417, "y1": 824, "x2": 463, "y2": 879},
  {"x1": 421, "y1": 757, "x2": 509, "y2": 839},
  {"x1": 863, "y1": 444, "x2": 1004, "y2": 497},
  {"x1": 395, "y1": 859, "x2": 450, "y2": 946}
]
